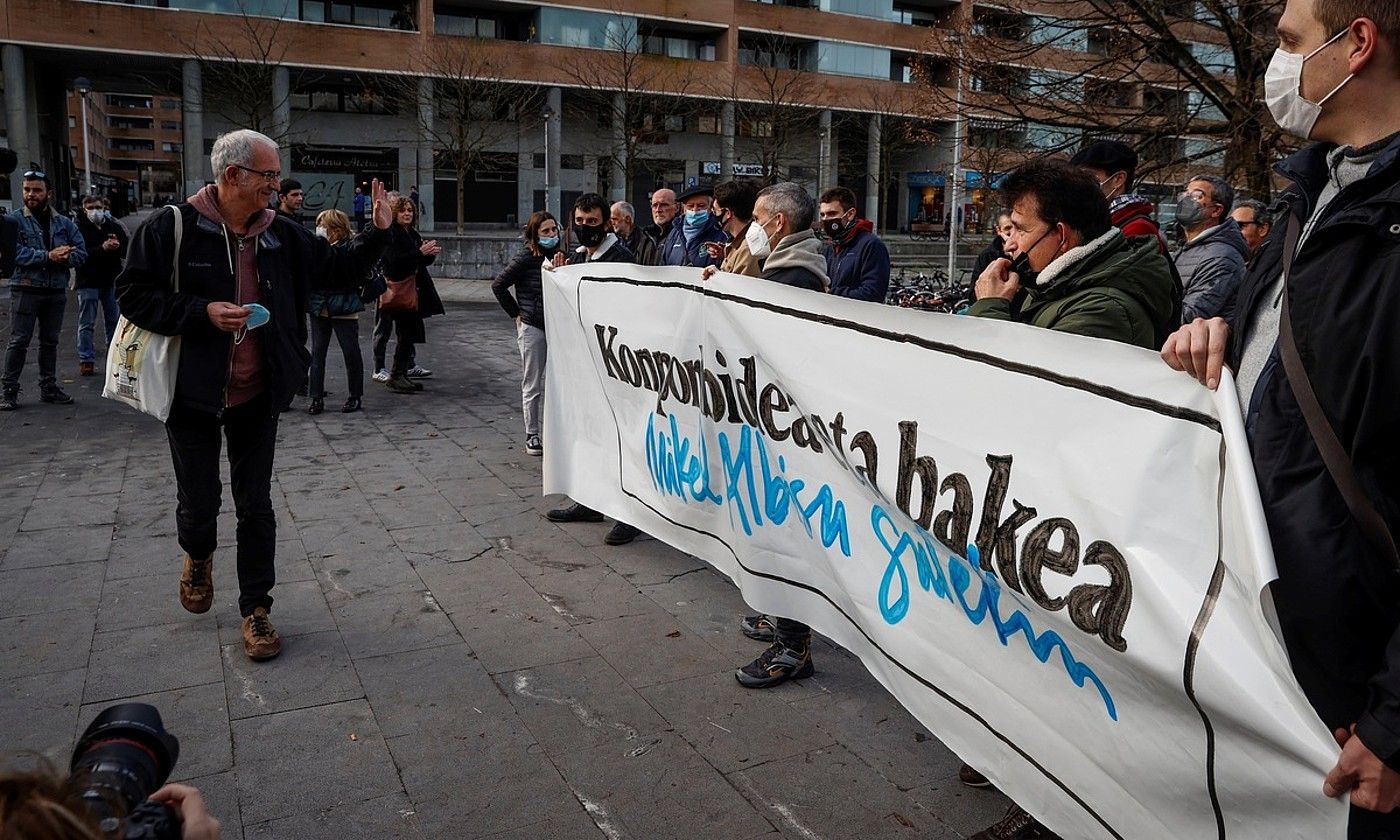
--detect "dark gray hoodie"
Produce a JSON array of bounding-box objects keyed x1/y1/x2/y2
[{"x1": 1172, "y1": 216, "x2": 1249, "y2": 323}]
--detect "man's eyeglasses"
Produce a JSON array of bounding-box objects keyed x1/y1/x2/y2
[{"x1": 232, "y1": 164, "x2": 282, "y2": 182}]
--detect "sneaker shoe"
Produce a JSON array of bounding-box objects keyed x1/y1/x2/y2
[
  {"x1": 372, "y1": 368, "x2": 390, "y2": 383},
  {"x1": 241, "y1": 607, "x2": 282, "y2": 661},
  {"x1": 525, "y1": 434, "x2": 542, "y2": 456},
  {"x1": 178, "y1": 553, "x2": 214, "y2": 614},
  {"x1": 959, "y1": 763, "x2": 993, "y2": 789},
  {"x1": 79, "y1": 361, "x2": 95, "y2": 376},
  {"x1": 0, "y1": 391, "x2": 17, "y2": 411},
  {"x1": 39, "y1": 388, "x2": 74, "y2": 405},
  {"x1": 739, "y1": 614, "x2": 776, "y2": 643},
  {"x1": 545, "y1": 502, "x2": 604, "y2": 523},
  {"x1": 604, "y1": 522, "x2": 641, "y2": 546},
  {"x1": 385, "y1": 374, "x2": 417, "y2": 394},
  {"x1": 736, "y1": 640, "x2": 814, "y2": 688},
  {"x1": 968, "y1": 805, "x2": 1057, "y2": 840},
  {"x1": 406, "y1": 366, "x2": 432, "y2": 378}
]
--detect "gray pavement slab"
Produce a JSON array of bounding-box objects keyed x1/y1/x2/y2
[{"x1": 0, "y1": 301, "x2": 1006, "y2": 839}]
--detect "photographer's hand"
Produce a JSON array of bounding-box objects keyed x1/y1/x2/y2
[{"x1": 150, "y1": 784, "x2": 222, "y2": 840}]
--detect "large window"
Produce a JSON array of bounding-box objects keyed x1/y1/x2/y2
[
  {"x1": 88, "y1": 0, "x2": 417, "y2": 30},
  {"x1": 536, "y1": 8, "x2": 636, "y2": 49},
  {"x1": 816, "y1": 42, "x2": 890, "y2": 79}
]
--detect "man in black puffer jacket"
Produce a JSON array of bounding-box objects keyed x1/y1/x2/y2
[{"x1": 117, "y1": 129, "x2": 388, "y2": 663}]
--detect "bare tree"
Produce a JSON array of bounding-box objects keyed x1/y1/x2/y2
[
  {"x1": 851, "y1": 82, "x2": 943, "y2": 235},
  {"x1": 729, "y1": 33, "x2": 825, "y2": 185},
  {"x1": 387, "y1": 41, "x2": 539, "y2": 233},
  {"x1": 920, "y1": 0, "x2": 1286, "y2": 196},
  {"x1": 184, "y1": 8, "x2": 295, "y2": 142},
  {"x1": 551, "y1": 9, "x2": 698, "y2": 201}
]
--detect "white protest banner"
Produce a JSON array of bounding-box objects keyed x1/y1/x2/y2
[{"x1": 542, "y1": 263, "x2": 1348, "y2": 839}]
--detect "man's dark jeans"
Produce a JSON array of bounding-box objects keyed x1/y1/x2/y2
[
  {"x1": 3, "y1": 288, "x2": 66, "y2": 393},
  {"x1": 165, "y1": 394, "x2": 279, "y2": 617}
]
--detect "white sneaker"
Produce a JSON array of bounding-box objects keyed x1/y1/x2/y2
[
  {"x1": 406, "y1": 366, "x2": 432, "y2": 378},
  {"x1": 526, "y1": 434, "x2": 542, "y2": 456},
  {"x1": 372, "y1": 369, "x2": 390, "y2": 382}
]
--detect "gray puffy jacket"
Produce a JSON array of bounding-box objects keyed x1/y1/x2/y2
[{"x1": 1172, "y1": 217, "x2": 1249, "y2": 323}]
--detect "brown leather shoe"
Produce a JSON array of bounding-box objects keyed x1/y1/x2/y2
[
  {"x1": 241, "y1": 607, "x2": 281, "y2": 661},
  {"x1": 79, "y1": 361, "x2": 95, "y2": 376},
  {"x1": 178, "y1": 553, "x2": 214, "y2": 614}
]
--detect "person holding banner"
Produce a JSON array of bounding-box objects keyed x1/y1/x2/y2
[
  {"x1": 963, "y1": 158, "x2": 1177, "y2": 840},
  {"x1": 545, "y1": 193, "x2": 645, "y2": 546},
  {"x1": 1162, "y1": 1, "x2": 1400, "y2": 833},
  {"x1": 968, "y1": 159, "x2": 1177, "y2": 351}
]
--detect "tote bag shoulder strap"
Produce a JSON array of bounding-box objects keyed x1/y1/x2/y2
[
  {"x1": 167, "y1": 204, "x2": 182, "y2": 293},
  {"x1": 1276, "y1": 213, "x2": 1400, "y2": 571}
]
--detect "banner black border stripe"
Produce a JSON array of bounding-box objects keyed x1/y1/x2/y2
[{"x1": 571, "y1": 273, "x2": 1232, "y2": 840}]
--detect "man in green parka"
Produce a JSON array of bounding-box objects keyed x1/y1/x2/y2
[
  {"x1": 961, "y1": 157, "x2": 1178, "y2": 840},
  {"x1": 967, "y1": 159, "x2": 1177, "y2": 351}
]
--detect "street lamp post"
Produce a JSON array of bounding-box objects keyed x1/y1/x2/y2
[
  {"x1": 541, "y1": 104, "x2": 554, "y2": 216},
  {"x1": 74, "y1": 76, "x2": 93, "y2": 199},
  {"x1": 946, "y1": 39, "x2": 964, "y2": 281}
]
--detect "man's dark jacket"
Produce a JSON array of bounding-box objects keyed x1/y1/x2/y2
[
  {"x1": 1226, "y1": 134, "x2": 1400, "y2": 773},
  {"x1": 622, "y1": 226, "x2": 659, "y2": 267},
  {"x1": 116, "y1": 204, "x2": 386, "y2": 416},
  {"x1": 971, "y1": 235, "x2": 1006, "y2": 280},
  {"x1": 826, "y1": 220, "x2": 890, "y2": 302},
  {"x1": 658, "y1": 215, "x2": 724, "y2": 268},
  {"x1": 565, "y1": 235, "x2": 634, "y2": 267},
  {"x1": 76, "y1": 215, "x2": 130, "y2": 290}
]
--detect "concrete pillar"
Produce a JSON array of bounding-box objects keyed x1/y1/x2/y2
[
  {"x1": 866, "y1": 114, "x2": 881, "y2": 227},
  {"x1": 181, "y1": 60, "x2": 205, "y2": 196},
  {"x1": 720, "y1": 100, "x2": 735, "y2": 181},
  {"x1": 609, "y1": 92, "x2": 625, "y2": 202},
  {"x1": 545, "y1": 86, "x2": 561, "y2": 217},
  {"x1": 271, "y1": 66, "x2": 291, "y2": 176},
  {"x1": 415, "y1": 0, "x2": 433, "y2": 34},
  {"x1": 2, "y1": 44, "x2": 32, "y2": 206},
  {"x1": 818, "y1": 109, "x2": 835, "y2": 190},
  {"x1": 416, "y1": 77, "x2": 435, "y2": 230}
]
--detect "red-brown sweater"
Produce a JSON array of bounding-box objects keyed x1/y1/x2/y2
[{"x1": 188, "y1": 186, "x2": 273, "y2": 407}]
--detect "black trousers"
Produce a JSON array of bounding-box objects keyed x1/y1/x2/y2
[
  {"x1": 774, "y1": 617, "x2": 810, "y2": 648},
  {"x1": 372, "y1": 308, "x2": 415, "y2": 373},
  {"x1": 165, "y1": 394, "x2": 279, "y2": 617},
  {"x1": 1351, "y1": 806, "x2": 1400, "y2": 839},
  {"x1": 309, "y1": 316, "x2": 363, "y2": 399}
]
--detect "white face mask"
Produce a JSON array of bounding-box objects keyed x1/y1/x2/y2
[
  {"x1": 1265, "y1": 28, "x2": 1355, "y2": 140},
  {"x1": 86, "y1": 209, "x2": 106, "y2": 224},
  {"x1": 315, "y1": 226, "x2": 328, "y2": 239},
  {"x1": 746, "y1": 216, "x2": 775, "y2": 260}
]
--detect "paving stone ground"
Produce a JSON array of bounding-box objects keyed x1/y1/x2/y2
[{"x1": 0, "y1": 294, "x2": 1012, "y2": 839}]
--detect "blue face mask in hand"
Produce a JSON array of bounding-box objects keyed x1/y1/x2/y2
[{"x1": 243, "y1": 303, "x2": 271, "y2": 330}]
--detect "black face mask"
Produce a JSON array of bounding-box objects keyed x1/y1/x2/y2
[
  {"x1": 1009, "y1": 225, "x2": 1059, "y2": 285},
  {"x1": 822, "y1": 216, "x2": 855, "y2": 242},
  {"x1": 574, "y1": 222, "x2": 606, "y2": 248}
]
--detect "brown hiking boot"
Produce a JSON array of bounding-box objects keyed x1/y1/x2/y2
[
  {"x1": 179, "y1": 553, "x2": 214, "y2": 614},
  {"x1": 241, "y1": 607, "x2": 282, "y2": 661},
  {"x1": 79, "y1": 361, "x2": 95, "y2": 376}
]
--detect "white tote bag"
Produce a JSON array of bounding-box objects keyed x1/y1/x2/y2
[{"x1": 103, "y1": 205, "x2": 183, "y2": 422}]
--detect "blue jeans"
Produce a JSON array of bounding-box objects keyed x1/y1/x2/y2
[
  {"x1": 77, "y1": 287, "x2": 120, "y2": 363},
  {"x1": 3, "y1": 289, "x2": 66, "y2": 393}
]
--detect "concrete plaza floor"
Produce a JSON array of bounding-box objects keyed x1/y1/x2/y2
[{"x1": 0, "y1": 296, "x2": 1012, "y2": 839}]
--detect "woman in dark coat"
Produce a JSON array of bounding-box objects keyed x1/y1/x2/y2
[
  {"x1": 307, "y1": 209, "x2": 367, "y2": 414},
  {"x1": 491, "y1": 211, "x2": 558, "y2": 456},
  {"x1": 375, "y1": 195, "x2": 443, "y2": 394}
]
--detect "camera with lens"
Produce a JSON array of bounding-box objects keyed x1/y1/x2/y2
[{"x1": 67, "y1": 702, "x2": 182, "y2": 839}]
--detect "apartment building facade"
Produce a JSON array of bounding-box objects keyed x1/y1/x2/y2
[
  {"x1": 2, "y1": 0, "x2": 1232, "y2": 229},
  {"x1": 66, "y1": 89, "x2": 184, "y2": 208}
]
